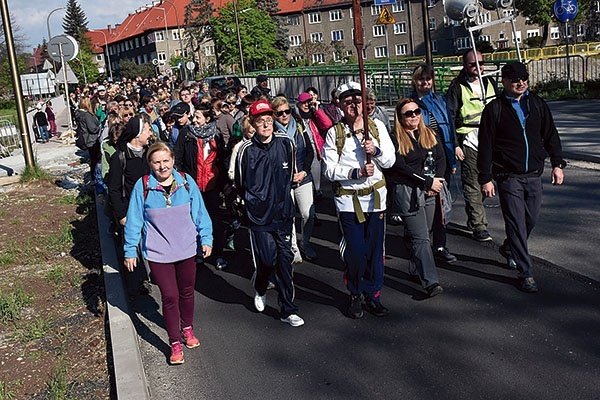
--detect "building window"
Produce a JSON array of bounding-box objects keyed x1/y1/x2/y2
[
  {"x1": 135, "y1": 38, "x2": 139, "y2": 48},
  {"x1": 479, "y1": 35, "x2": 491, "y2": 43},
  {"x1": 373, "y1": 25, "x2": 385, "y2": 37},
  {"x1": 157, "y1": 52, "x2": 166, "y2": 61},
  {"x1": 431, "y1": 40, "x2": 438, "y2": 53},
  {"x1": 395, "y1": 43, "x2": 408, "y2": 55},
  {"x1": 204, "y1": 46, "x2": 215, "y2": 56},
  {"x1": 289, "y1": 35, "x2": 302, "y2": 47},
  {"x1": 499, "y1": 31, "x2": 506, "y2": 40},
  {"x1": 137, "y1": 55, "x2": 142, "y2": 65},
  {"x1": 330, "y1": 9, "x2": 342, "y2": 21},
  {"x1": 478, "y1": 12, "x2": 491, "y2": 24},
  {"x1": 429, "y1": 17, "x2": 436, "y2": 30},
  {"x1": 502, "y1": 9, "x2": 514, "y2": 17},
  {"x1": 550, "y1": 27, "x2": 560, "y2": 40},
  {"x1": 577, "y1": 24, "x2": 585, "y2": 36},
  {"x1": 375, "y1": 46, "x2": 387, "y2": 58},
  {"x1": 310, "y1": 32, "x2": 323, "y2": 43},
  {"x1": 175, "y1": 49, "x2": 188, "y2": 57},
  {"x1": 141, "y1": 36, "x2": 146, "y2": 46},
  {"x1": 331, "y1": 30, "x2": 344, "y2": 42},
  {"x1": 392, "y1": 1, "x2": 405, "y2": 12},
  {"x1": 172, "y1": 30, "x2": 181, "y2": 40},
  {"x1": 512, "y1": 31, "x2": 522, "y2": 43},
  {"x1": 345, "y1": 49, "x2": 353, "y2": 57},
  {"x1": 456, "y1": 37, "x2": 470, "y2": 49},
  {"x1": 333, "y1": 51, "x2": 342, "y2": 62},
  {"x1": 96, "y1": 55, "x2": 103, "y2": 62},
  {"x1": 371, "y1": 5, "x2": 382, "y2": 15},
  {"x1": 288, "y1": 15, "x2": 300, "y2": 26},
  {"x1": 311, "y1": 53, "x2": 325, "y2": 64},
  {"x1": 125, "y1": 41, "x2": 130, "y2": 51},
  {"x1": 444, "y1": 16, "x2": 459, "y2": 27},
  {"x1": 428, "y1": 0, "x2": 436, "y2": 6},
  {"x1": 155, "y1": 31, "x2": 164, "y2": 42},
  {"x1": 143, "y1": 54, "x2": 148, "y2": 63},
  {"x1": 308, "y1": 12, "x2": 321, "y2": 24},
  {"x1": 292, "y1": 55, "x2": 304, "y2": 63},
  {"x1": 527, "y1": 29, "x2": 540, "y2": 38},
  {"x1": 394, "y1": 22, "x2": 406, "y2": 34}
]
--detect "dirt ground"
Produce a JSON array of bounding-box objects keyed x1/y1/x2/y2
[{"x1": 0, "y1": 176, "x2": 112, "y2": 399}]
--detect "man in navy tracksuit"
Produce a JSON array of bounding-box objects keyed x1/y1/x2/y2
[
  {"x1": 478, "y1": 62, "x2": 566, "y2": 293},
  {"x1": 235, "y1": 100, "x2": 304, "y2": 327}
]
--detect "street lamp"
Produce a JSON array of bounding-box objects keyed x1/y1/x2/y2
[
  {"x1": 160, "y1": 0, "x2": 186, "y2": 79},
  {"x1": 89, "y1": 29, "x2": 113, "y2": 81},
  {"x1": 233, "y1": 0, "x2": 245, "y2": 75},
  {"x1": 46, "y1": 7, "x2": 63, "y2": 41},
  {"x1": 156, "y1": 6, "x2": 171, "y2": 72}
]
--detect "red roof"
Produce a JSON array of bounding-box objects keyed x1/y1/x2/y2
[
  {"x1": 87, "y1": 30, "x2": 109, "y2": 54},
  {"x1": 28, "y1": 46, "x2": 44, "y2": 69}
]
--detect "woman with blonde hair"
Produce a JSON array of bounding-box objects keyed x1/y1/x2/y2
[
  {"x1": 386, "y1": 98, "x2": 447, "y2": 297},
  {"x1": 76, "y1": 96, "x2": 101, "y2": 182}
]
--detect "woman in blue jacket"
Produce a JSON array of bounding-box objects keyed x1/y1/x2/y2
[
  {"x1": 124, "y1": 142, "x2": 213, "y2": 365},
  {"x1": 410, "y1": 64, "x2": 458, "y2": 264}
]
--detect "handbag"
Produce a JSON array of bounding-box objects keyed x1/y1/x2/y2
[{"x1": 439, "y1": 181, "x2": 452, "y2": 225}]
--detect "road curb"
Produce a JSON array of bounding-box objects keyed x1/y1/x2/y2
[{"x1": 96, "y1": 196, "x2": 150, "y2": 400}]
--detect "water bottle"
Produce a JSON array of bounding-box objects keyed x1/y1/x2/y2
[{"x1": 424, "y1": 151, "x2": 435, "y2": 177}]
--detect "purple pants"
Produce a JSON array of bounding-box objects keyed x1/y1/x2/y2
[{"x1": 149, "y1": 257, "x2": 197, "y2": 344}]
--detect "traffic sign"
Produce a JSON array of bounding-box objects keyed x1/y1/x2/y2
[
  {"x1": 186, "y1": 61, "x2": 196, "y2": 72},
  {"x1": 377, "y1": 6, "x2": 396, "y2": 25},
  {"x1": 375, "y1": 0, "x2": 396, "y2": 5},
  {"x1": 48, "y1": 35, "x2": 79, "y2": 63},
  {"x1": 42, "y1": 60, "x2": 54, "y2": 70},
  {"x1": 55, "y1": 64, "x2": 79, "y2": 84},
  {"x1": 554, "y1": 0, "x2": 578, "y2": 22}
]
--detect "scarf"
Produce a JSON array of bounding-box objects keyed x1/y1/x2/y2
[
  {"x1": 274, "y1": 117, "x2": 298, "y2": 143},
  {"x1": 189, "y1": 122, "x2": 217, "y2": 141}
]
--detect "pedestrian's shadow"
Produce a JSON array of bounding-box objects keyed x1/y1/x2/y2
[
  {"x1": 195, "y1": 264, "x2": 257, "y2": 314},
  {"x1": 293, "y1": 272, "x2": 347, "y2": 314},
  {"x1": 129, "y1": 293, "x2": 171, "y2": 362}
]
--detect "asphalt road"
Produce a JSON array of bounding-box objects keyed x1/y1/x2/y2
[{"x1": 136, "y1": 177, "x2": 600, "y2": 399}]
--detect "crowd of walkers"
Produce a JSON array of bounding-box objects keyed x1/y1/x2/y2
[{"x1": 70, "y1": 55, "x2": 564, "y2": 365}]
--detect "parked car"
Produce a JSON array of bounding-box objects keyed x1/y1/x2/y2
[{"x1": 204, "y1": 75, "x2": 242, "y2": 91}]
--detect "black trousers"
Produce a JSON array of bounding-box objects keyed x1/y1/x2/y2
[{"x1": 497, "y1": 175, "x2": 543, "y2": 278}]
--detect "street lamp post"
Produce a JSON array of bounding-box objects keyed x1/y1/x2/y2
[
  {"x1": 47, "y1": 7, "x2": 63, "y2": 96},
  {"x1": 160, "y1": 0, "x2": 186, "y2": 80},
  {"x1": 156, "y1": 7, "x2": 171, "y2": 73},
  {"x1": 89, "y1": 29, "x2": 113, "y2": 81},
  {"x1": 233, "y1": 0, "x2": 245, "y2": 75}
]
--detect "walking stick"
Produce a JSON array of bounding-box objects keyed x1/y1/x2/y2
[{"x1": 352, "y1": 0, "x2": 371, "y2": 163}]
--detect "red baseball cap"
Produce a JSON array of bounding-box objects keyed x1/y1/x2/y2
[{"x1": 249, "y1": 99, "x2": 273, "y2": 116}]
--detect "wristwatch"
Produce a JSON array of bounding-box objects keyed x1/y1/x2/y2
[{"x1": 556, "y1": 161, "x2": 567, "y2": 169}]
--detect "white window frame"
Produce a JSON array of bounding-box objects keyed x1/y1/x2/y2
[
  {"x1": 330, "y1": 9, "x2": 342, "y2": 21},
  {"x1": 456, "y1": 37, "x2": 470, "y2": 50},
  {"x1": 288, "y1": 15, "x2": 300, "y2": 26},
  {"x1": 172, "y1": 29, "x2": 181, "y2": 41},
  {"x1": 331, "y1": 30, "x2": 344, "y2": 42},
  {"x1": 431, "y1": 40, "x2": 438, "y2": 53},
  {"x1": 373, "y1": 25, "x2": 385, "y2": 37},
  {"x1": 371, "y1": 5, "x2": 382, "y2": 15},
  {"x1": 204, "y1": 46, "x2": 215, "y2": 57},
  {"x1": 527, "y1": 29, "x2": 540, "y2": 38},
  {"x1": 479, "y1": 35, "x2": 491, "y2": 43},
  {"x1": 289, "y1": 35, "x2": 302, "y2": 47},
  {"x1": 308, "y1": 12, "x2": 321, "y2": 24},
  {"x1": 310, "y1": 32, "x2": 324, "y2": 43},
  {"x1": 157, "y1": 51, "x2": 167, "y2": 61},
  {"x1": 392, "y1": 1, "x2": 405, "y2": 12},
  {"x1": 155, "y1": 31, "x2": 164, "y2": 42},
  {"x1": 478, "y1": 12, "x2": 491, "y2": 24},
  {"x1": 96, "y1": 54, "x2": 103, "y2": 62},
  {"x1": 395, "y1": 43, "x2": 408, "y2": 56},
  {"x1": 374, "y1": 46, "x2": 387, "y2": 58},
  {"x1": 394, "y1": 22, "x2": 406, "y2": 35},
  {"x1": 429, "y1": 17, "x2": 436, "y2": 30},
  {"x1": 550, "y1": 26, "x2": 560, "y2": 40},
  {"x1": 311, "y1": 53, "x2": 325, "y2": 64}
]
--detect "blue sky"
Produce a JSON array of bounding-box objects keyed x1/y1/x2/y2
[{"x1": 8, "y1": 0, "x2": 143, "y2": 51}]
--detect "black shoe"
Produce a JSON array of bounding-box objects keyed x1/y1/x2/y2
[
  {"x1": 426, "y1": 283, "x2": 444, "y2": 298},
  {"x1": 389, "y1": 215, "x2": 403, "y2": 225},
  {"x1": 363, "y1": 297, "x2": 390, "y2": 317},
  {"x1": 473, "y1": 229, "x2": 493, "y2": 242},
  {"x1": 499, "y1": 244, "x2": 517, "y2": 269},
  {"x1": 434, "y1": 247, "x2": 457, "y2": 263},
  {"x1": 520, "y1": 277, "x2": 539, "y2": 293},
  {"x1": 348, "y1": 294, "x2": 364, "y2": 319},
  {"x1": 215, "y1": 257, "x2": 228, "y2": 270}
]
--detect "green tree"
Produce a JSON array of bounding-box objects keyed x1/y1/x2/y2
[
  {"x1": 514, "y1": 0, "x2": 592, "y2": 46},
  {"x1": 184, "y1": 0, "x2": 215, "y2": 56},
  {"x1": 70, "y1": 47, "x2": 99, "y2": 85},
  {"x1": 209, "y1": 0, "x2": 285, "y2": 72},
  {"x1": 118, "y1": 59, "x2": 155, "y2": 79},
  {"x1": 62, "y1": 0, "x2": 89, "y2": 45}
]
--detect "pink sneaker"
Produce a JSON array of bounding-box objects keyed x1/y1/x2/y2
[
  {"x1": 170, "y1": 342, "x2": 184, "y2": 365},
  {"x1": 182, "y1": 326, "x2": 200, "y2": 349}
]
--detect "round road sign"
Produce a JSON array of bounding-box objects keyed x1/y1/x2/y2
[{"x1": 48, "y1": 35, "x2": 79, "y2": 63}]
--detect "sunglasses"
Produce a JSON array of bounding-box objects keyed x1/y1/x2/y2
[
  {"x1": 181, "y1": 93, "x2": 191, "y2": 96},
  {"x1": 125, "y1": 113, "x2": 134, "y2": 117},
  {"x1": 402, "y1": 108, "x2": 422, "y2": 118},
  {"x1": 468, "y1": 60, "x2": 485, "y2": 67},
  {"x1": 275, "y1": 109, "x2": 292, "y2": 117},
  {"x1": 343, "y1": 98, "x2": 362, "y2": 106},
  {"x1": 509, "y1": 76, "x2": 529, "y2": 83},
  {"x1": 124, "y1": 103, "x2": 133, "y2": 107}
]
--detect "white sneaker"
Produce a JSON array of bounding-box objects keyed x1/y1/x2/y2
[
  {"x1": 280, "y1": 314, "x2": 304, "y2": 327},
  {"x1": 254, "y1": 292, "x2": 266, "y2": 312},
  {"x1": 292, "y1": 250, "x2": 303, "y2": 264}
]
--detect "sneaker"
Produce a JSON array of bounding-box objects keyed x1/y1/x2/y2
[
  {"x1": 267, "y1": 281, "x2": 276, "y2": 290},
  {"x1": 215, "y1": 257, "x2": 228, "y2": 270},
  {"x1": 473, "y1": 229, "x2": 493, "y2": 242},
  {"x1": 254, "y1": 292, "x2": 266, "y2": 312},
  {"x1": 169, "y1": 342, "x2": 184, "y2": 365},
  {"x1": 520, "y1": 277, "x2": 539, "y2": 293},
  {"x1": 426, "y1": 283, "x2": 444, "y2": 298},
  {"x1": 280, "y1": 314, "x2": 305, "y2": 327},
  {"x1": 363, "y1": 297, "x2": 390, "y2": 317},
  {"x1": 181, "y1": 326, "x2": 200, "y2": 349},
  {"x1": 348, "y1": 294, "x2": 364, "y2": 319},
  {"x1": 499, "y1": 244, "x2": 517, "y2": 269},
  {"x1": 292, "y1": 250, "x2": 303, "y2": 264},
  {"x1": 302, "y1": 245, "x2": 317, "y2": 261},
  {"x1": 434, "y1": 247, "x2": 457, "y2": 263}
]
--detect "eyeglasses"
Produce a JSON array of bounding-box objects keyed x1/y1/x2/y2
[
  {"x1": 124, "y1": 103, "x2": 133, "y2": 107},
  {"x1": 275, "y1": 109, "x2": 292, "y2": 117},
  {"x1": 468, "y1": 60, "x2": 485, "y2": 67},
  {"x1": 343, "y1": 98, "x2": 362, "y2": 106},
  {"x1": 255, "y1": 117, "x2": 273, "y2": 125},
  {"x1": 181, "y1": 92, "x2": 191, "y2": 97},
  {"x1": 159, "y1": 108, "x2": 169, "y2": 112},
  {"x1": 510, "y1": 76, "x2": 529, "y2": 83},
  {"x1": 402, "y1": 108, "x2": 422, "y2": 118},
  {"x1": 125, "y1": 113, "x2": 134, "y2": 117}
]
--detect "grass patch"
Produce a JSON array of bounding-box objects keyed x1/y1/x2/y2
[
  {"x1": 43, "y1": 225, "x2": 74, "y2": 252},
  {"x1": 0, "y1": 379, "x2": 22, "y2": 400},
  {"x1": 17, "y1": 316, "x2": 53, "y2": 342},
  {"x1": 46, "y1": 362, "x2": 75, "y2": 400},
  {"x1": 9, "y1": 218, "x2": 21, "y2": 225},
  {"x1": 19, "y1": 163, "x2": 52, "y2": 183},
  {"x1": 0, "y1": 251, "x2": 16, "y2": 266},
  {"x1": 0, "y1": 286, "x2": 32, "y2": 323},
  {"x1": 45, "y1": 265, "x2": 65, "y2": 286}
]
